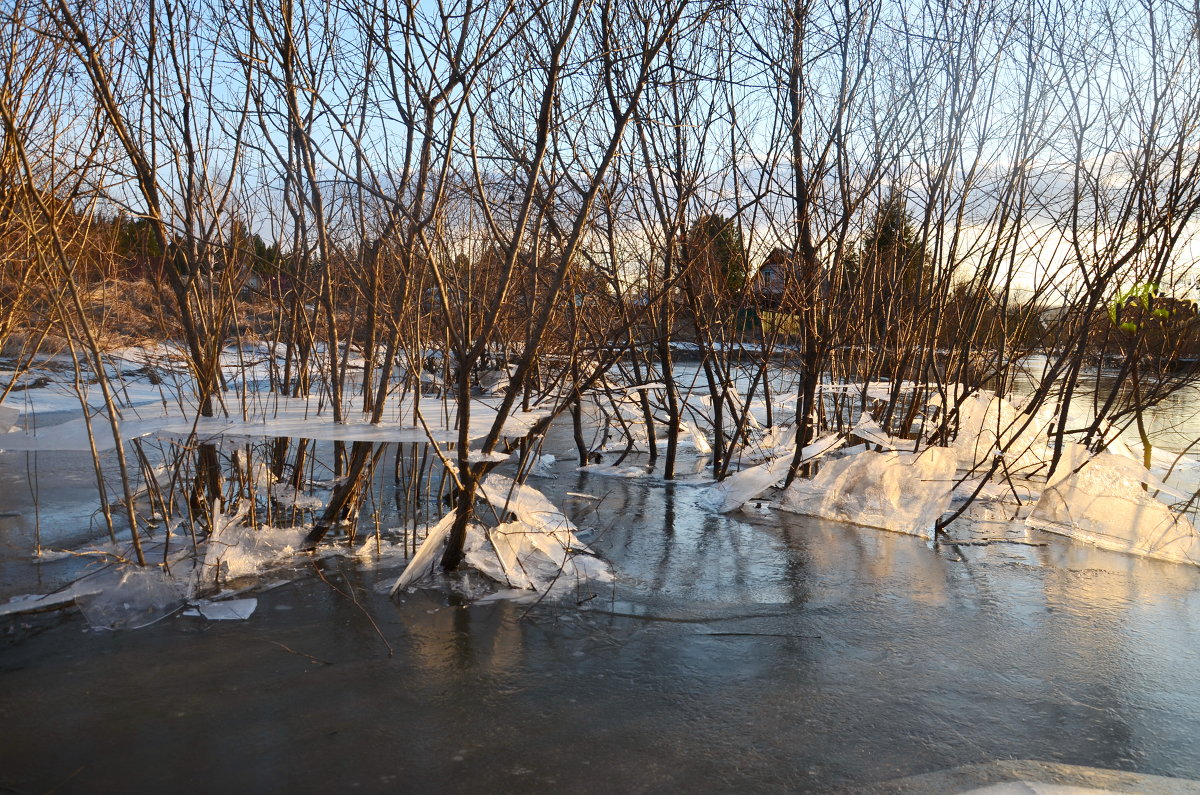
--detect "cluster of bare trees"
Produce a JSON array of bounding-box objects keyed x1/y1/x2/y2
[{"x1": 3, "y1": 0, "x2": 1200, "y2": 572}]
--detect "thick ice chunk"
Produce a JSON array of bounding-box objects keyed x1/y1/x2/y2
[
  {"x1": 778, "y1": 447, "x2": 958, "y2": 539},
  {"x1": 1028, "y1": 451, "x2": 1200, "y2": 566}
]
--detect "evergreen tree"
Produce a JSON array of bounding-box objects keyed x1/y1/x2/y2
[{"x1": 685, "y1": 214, "x2": 747, "y2": 295}]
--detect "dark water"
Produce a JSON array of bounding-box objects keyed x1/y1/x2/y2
[{"x1": 3, "y1": 462, "x2": 1200, "y2": 792}]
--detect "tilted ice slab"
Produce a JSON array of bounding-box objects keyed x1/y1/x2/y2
[
  {"x1": 951, "y1": 392, "x2": 1053, "y2": 477},
  {"x1": 850, "y1": 418, "x2": 915, "y2": 452},
  {"x1": 778, "y1": 447, "x2": 958, "y2": 539},
  {"x1": 470, "y1": 474, "x2": 613, "y2": 592},
  {"x1": 701, "y1": 432, "x2": 842, "y2": 513},
  {"x1": 1028, "y1": 447, "x2": 1200, "y2": 566},
  {"x1": 391, "y1": 474, "x2": 612, "y2": 596}
]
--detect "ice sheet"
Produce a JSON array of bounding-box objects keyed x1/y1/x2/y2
[{"x1": 0, "y1": 391, "x2": 551, "y2": 451}]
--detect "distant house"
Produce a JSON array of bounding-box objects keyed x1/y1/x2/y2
[
  {"x1": 749, "y1": 248, "x2": 828, "y2": 309},
  {"x1": 751, "y1": 248, "x2": 801, "y2": 304}
]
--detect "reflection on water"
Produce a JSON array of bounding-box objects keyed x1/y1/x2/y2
[
  {"x1": 5, "y1": 456, "x2": 1200, "y2": 792},
  {"x1": 3, "y1": 378, "x2": 1200, "y2": 791}
]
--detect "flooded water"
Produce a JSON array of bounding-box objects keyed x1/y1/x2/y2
[
  {"x1": 4, "y1": 453, "x2": 1200, "y2": 792},
  {"x1": 4, "y1": 374, "x2": 1200, "y2": 791}
]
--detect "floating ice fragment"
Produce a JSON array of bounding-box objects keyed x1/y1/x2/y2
[
  {"x1": 183, "y1": 598, "x2": 258, "y2": 620},
  {"x1": 1028, "y1": 451, "x2": 1200, "y2": 566},
  {"x1": 778, "y1": 447, "x2": 958, "y2": 539}
]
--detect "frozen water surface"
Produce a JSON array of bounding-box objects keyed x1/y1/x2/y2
[{"x1": 3, "y1": 455, "x2": 1200, "y2": 792}]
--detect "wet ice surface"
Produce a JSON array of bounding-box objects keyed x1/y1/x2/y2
[{"x1": 4, "y1": 461, "x2": 1200, "y2": 792}]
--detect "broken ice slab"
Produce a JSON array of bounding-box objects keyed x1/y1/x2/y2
[
  {"x1": 951, "y1": 392, "x2": 1053, "y2": 476},
  {"x1": 389, "y1": 512, "x2": 457, "y2": 595},
  {"x1": 676, "y1": 420, "x2": 712, "y2": 455},
  {"x1": 758, "y1": 423, "x2": 796, "y2": 456},
  {"x1": 0, "y1": 581, "x2": 105, "y2": 617},
  {"x1": 526, "y1": 453, "x2": 558, "y2": 478},
  {"x1": 182, "y1": 598, "x2": 258, "y2": 620},
  {"x1": 76, "y1": 567, "x2": 187, "y2": 630},
  {"x1": 701, "y1": 433, "x2": 842, "y2": 513},
  {"x1": 0, "y1": 403, "x2": 18, "y2": 434},
  {"x1": 391, "y1": 476, "x2": 614, "y2": 597},
  {"x1": 1028, "y1": 451, "x2": 1200, "y2": 566},
  {"x1": 1047, "y1": 442, "x2": 1189, "y2": 499},
  {"x1": 472, "y1": 474, "x2": 614, "y2": 592},
  {"x1": 850, "y1": 418, "x2": 914, "y2": 452},
  {"x1": 200, "y1": 506, "x2": 310, "y2": 581},
  {"x1": 778, "y1": 447, "x2": 958, "y2": 539}
]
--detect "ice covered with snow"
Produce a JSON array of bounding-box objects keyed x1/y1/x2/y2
[
  {"x1": 779, "y1": 446, "x2": 958, "y2": 539},
  {"x1": 1028, "y1": 450, "x2": 1200, "y2": 566}
]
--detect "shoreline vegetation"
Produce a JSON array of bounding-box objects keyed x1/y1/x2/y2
[{"x1": 4, "y1": 0, "x2": 1200, "y2": 622}]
